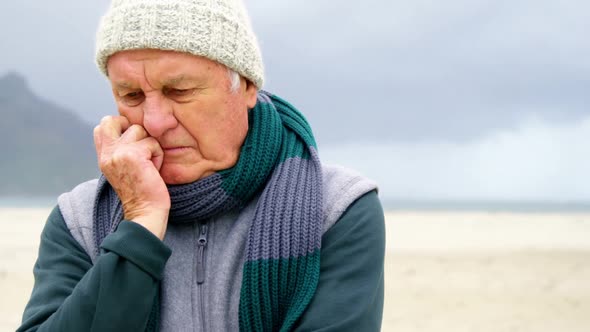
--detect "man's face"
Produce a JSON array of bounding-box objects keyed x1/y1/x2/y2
[{"x1": 106, "y1": 49, "x2": 258, "y2": 185}]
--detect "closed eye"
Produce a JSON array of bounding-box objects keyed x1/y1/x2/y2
[
  {"x1": 119, "y1": 91, "x2": 144, "y2": 106},
  {"x1": 165, "y1": 88, "x2": 195, "y2": 97},
  {"x1": 126, "y1": 91, "x2": 142, "y2": 98}
]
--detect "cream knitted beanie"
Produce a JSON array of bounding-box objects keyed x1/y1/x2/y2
[{"x1": 95, "y1": 0, "x2": 264, "y2": 88}]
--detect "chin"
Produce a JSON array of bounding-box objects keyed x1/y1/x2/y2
[
  {"x1": 160, "y1": 162, "x2": 217, "y2": 185},
  {"x1": 160, "y1": 165, "x2": 203, "y2": 185}
]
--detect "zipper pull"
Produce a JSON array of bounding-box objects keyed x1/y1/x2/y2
[{"x1": 196, "y1": 223, "x2": 208, "y2": 284}]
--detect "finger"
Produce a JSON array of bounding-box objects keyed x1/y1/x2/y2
[
  {"x1": 95, "y1": 116, "x2": 132, "y2": 165},
  {"x1": 93, "y1": 125, "x2": 102, "y2": 158},
  {"x1": 98, "y1": 115, "x2": 131, "y2": 143},
  {"x1": 136, "y1": 137, "x2": 165, "y2": 171},
  {"x1": 119, "y1": 124, "x2": 149, "y2": 144}
]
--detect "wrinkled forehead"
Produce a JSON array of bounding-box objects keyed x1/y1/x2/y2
[{"x1": 107, "y1": 49, "x2": 228, "y2": 89}]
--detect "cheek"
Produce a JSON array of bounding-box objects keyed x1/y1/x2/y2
[
  {"x1": 179, "y1": 100, "x2": 242, "y2": 135},
  {"x1": 232, "y1": 109, "x2": 249, "y2": 141},
  {"x1": 175, "y1": 97, "x2": 249, "y2": 152},
  {"x1": 219, "y1": 98, "x2": 249, "y2": 145},
  {"x1": 224, "y1": 96, "x2": 248, "y2": 125}
]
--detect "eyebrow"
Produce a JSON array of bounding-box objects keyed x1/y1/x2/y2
[
  {"x1": 113, "y1": 81, "x2": 135, "y2": 90},
  {"x1": 162, "y1": 75, "x2": 186, "y2": 86}
]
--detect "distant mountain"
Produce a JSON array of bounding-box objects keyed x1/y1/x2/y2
[{"x1": 0, "y1": 72, "x2": 99, "y2": 196}]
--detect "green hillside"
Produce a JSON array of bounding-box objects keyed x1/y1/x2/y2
[{"x1": 0, "y1": 72, "x2": 99, "y2": 196}]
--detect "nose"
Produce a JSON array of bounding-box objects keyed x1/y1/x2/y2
[{"x1": 142, "y1": 94, "x2": 178, "y2": 138}]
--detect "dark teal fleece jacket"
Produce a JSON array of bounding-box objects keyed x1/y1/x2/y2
[{"x1": 18, "y1": 191, "x2": 385, "y2": 332}]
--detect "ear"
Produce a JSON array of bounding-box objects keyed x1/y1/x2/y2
[{"x1": 243, "y1": 79, "x2": 258, "y2": 109}]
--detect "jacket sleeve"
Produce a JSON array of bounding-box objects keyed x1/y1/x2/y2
[
  {"x1": 295, "y1": 190, "x2": 385, "y2": 331},
  {"x1": 17, "y1": 206, "x2": 172, "y2": 332}
]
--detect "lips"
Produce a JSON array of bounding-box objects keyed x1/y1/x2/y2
[
  {"x1": 162, "y1": 146, "x2": 191, "y2": 154},
  {"x1": 159, "y1": 139, "x2": 195, "y2": 156},
  {"x1": 164, "y1": 146, "x2": 188, "y2": 150}
]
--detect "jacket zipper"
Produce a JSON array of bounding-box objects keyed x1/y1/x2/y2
[{"x1": 196, "y1": 223, "x2": 208, "y2": 331}]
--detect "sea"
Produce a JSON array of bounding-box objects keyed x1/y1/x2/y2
[
  {"x1": 381, "y1": 199, "x2": 590, "y2": 213},
  {"x1": 2, "y1": 196, "x2": 590, "y2": 213},
  {"x1": 0, "y1": 196, "x2": 58, "y2": 208}
]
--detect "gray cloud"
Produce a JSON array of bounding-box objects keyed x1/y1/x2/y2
[
  {"x1": 0, "y1": 0, "x2": 588, "y2": 145},
  {"x1": 322, "y1": 114, "x2": 590, "y2": 201},
  {"x1": 249, "y1": 0, "x2": 590, "y2": 143}
]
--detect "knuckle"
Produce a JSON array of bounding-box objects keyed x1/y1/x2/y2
[
  {"x1": 97, "y1": 156, "x2": 110, "y2": 170},
  {"x1": 128, "y1": 124, "x2": 142, "y2": 133},
  {"x1": 146, "y1": 137, "x2": 162, "y2": 150},
  {"x1": 100, "y1": 115, "x2": 113, "y2": 124},
  {"x1": 136, "y1": 124, "x2": 147, "y2": 133},
  {"x1": 126, "y1": 124, "x2": 148, "y2": 140},
  {"x1": 145, "y1": 136, "x2": 158, "y2": 144},
  {"x1": 110, "y1": 148, "x2": 128, "y2": 163}
]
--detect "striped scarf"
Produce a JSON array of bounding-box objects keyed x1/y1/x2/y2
[{"x1": 93, "y1": 91, "x2": 323, "y2": 332}]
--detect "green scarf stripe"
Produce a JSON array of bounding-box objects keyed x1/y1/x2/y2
[
  {"x1": 284, "y1": 251, "x2": 321, "y2": 330},
  {"x1": 277, "y1": 130, "x2": 308, "y2": 164},
  {"x1": 240, "y1": 250, "x2": 321, "y2": 332},
  {"x1": 275, "y1": 105, "x2": 317, "y2": 150}
]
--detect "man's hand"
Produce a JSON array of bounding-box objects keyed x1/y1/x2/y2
[{"x1": 94, "y1": 116, "x2": 170, "y2": 240}]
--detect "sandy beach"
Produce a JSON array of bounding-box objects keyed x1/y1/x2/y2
[{"x1": 2, "y1": 208, "x2": 590, "y2": 331}]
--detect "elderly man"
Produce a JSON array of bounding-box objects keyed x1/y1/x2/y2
[{"x1": 18, "y1": 0, "x2": 385, "y2": 331}]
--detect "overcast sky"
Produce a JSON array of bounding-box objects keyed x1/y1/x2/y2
[{"x1": 1, "y1": 0, "x2": 588, "y2": 202}]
